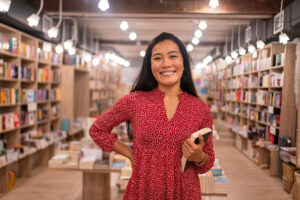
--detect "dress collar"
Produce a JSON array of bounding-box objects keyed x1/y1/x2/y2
[{"x1": 152, "y1": 87, "x2": 186, "y2": 99}]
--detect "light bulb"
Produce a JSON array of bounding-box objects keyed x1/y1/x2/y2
[
  {"x1": 196, "y1": 63, "x2": 205, "y2": 69},
  {"x1": 124, "y1": 61, "x2": 130, "y2": 67},
  {"x1": 192, "y1": 37, "x2": 200, "y2": 45},
  {"x1": 85, "y1": 53, "x2": 92, "y2": 62},
  {"x1": 129, "y1": 32, "x2": 137, "y2": 40},
  {"x1": 98, "y1": 0, "x2": 109, "y2": 11},
  {"x1": 68, "y1": 46, "x2": 76, "y2": 55},
  {"x1": 256, "y1": 40, "x2": 265, "y2": 49},
  {"x1": 0, "y1": 0, "x2": 11, "y2": 13},
  {"x1": 239, "y1": 47, "x2": 246, "y2": 55},
  {"x1": 225, "y1": 56, "x2": 232, "y2": 64},
  {"x1": 92, "y1": 57, "x2": 100, "y2": 66},
  {"x1": 279, "y1": 33, "x2": 289, "y2": 44},
  {"x1": 187, "y1": 43, "x2": 193, "y2": 52},
  {"x1": 209, "y1": 0, "x2": 219, "y2": 9},
  {"x1": 27, "y1": 13, "x2": 40, "y2": 27},
  {"x1": 194, "y1": 29, "x2": 203, "y2": 38},
  {"x1": 120, "y1": 21, "x2": 129, "y2": 31},
  {"x1": 48, "y1": 27, "x2": 59, "y2": 38},
  {"x1": 55, "y1": 44, "x2": 63, "y2": 54},
  {"x1": 139, "y1": 50, "x2": 145, "y2": 57},
  {"x1": 203, "y1": 56, "x2": 213, "y2": 65},
  {"x1": 198, "y1": 20, "x2": 207, "y2": 30},
  {"x1": 248, "y1": 44, "x2": 256, "y2": 53},
  {"x1": 43, "y1": 42, "x2": 51, "y2": 52},
  {"x1": 231, "y1": 51, "x2": 238, "y2": 59},
  {"x1": 63, "y1": 40, "x2": 73, "y2": 50}
]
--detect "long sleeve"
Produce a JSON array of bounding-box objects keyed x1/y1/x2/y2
[
  {"x1": 194, "y1": 106, "x2": 215, "y2": 174},
  {"x1": 89, "y1": 93, "x2": 134, "y2": 152}
]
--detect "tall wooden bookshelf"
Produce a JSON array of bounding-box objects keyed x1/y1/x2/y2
[
  {"x1": 199, "y1": 43, "x2": 297, "y2": 174},
  {"x1": 0, "y1": 23, "x2": 62, "y2": 193}
]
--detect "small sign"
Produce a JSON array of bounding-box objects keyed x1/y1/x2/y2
[
  {"x1": 27, "y1": 103, "x2": 37, "y2": 112},
  {"x1": 268, "y1": 106, "x2": 274, "y2": 114},
  {"x1": 270, "y1": 126, "x2": 276, "y2": 135}
]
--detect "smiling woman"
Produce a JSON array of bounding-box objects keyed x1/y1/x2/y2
[{"x1": 89, "y1": 32, "x2": 215, "y2": 200}]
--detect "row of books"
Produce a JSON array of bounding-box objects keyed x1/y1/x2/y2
[
  {"x1": 0, "y1": 59, "x2": 18, "y2": 79},
  {"x1": 0, "y1": 32, "x2": 18, "y2": 54},
  {"x1": 38, "y1": 108, "x2": 48, "y2": 122},
  {"x1": 51, "y1": 88, "x2": 60, "y2": 100},
  {"x1": 20, "y1": 111, "x2": 35, "y2": 126},
  {"x1": 51, "y1": 106, "x2": 60, "y2": 119},
  {"x1": 21, "y1": 66, "x2": 36, "y2": 81},
  {"x1": 38, "y1": 48, "x2": 51, "y2": 62},
  {"x1": 63, "y1": 53, "x2": 82, "y2": 67},
  {"x1": 21, "y1": 89, "x2": 36, "y2": 103},
  {"x1": 0, "y1": 112, "x2": 19, "y2": 131},
  {"x1": 273, "y1": 53, "x2": 285, "y2": 66},
  {"x1": 0, "y1": 88, "x2": 19, "y2": 105},
  {"x1": 37, "y1": 68, "x2": 60, "y2": 83},
  {"x1": 21, "y1": 43, "x2": 36, "y2": 59},
  {"x1": 37, "y1": 89, "x2": 49, "y2": 101}
]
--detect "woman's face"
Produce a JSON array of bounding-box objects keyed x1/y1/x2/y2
[{"x1": 151, "y1": 39, "x2": 184, "y2": 88}]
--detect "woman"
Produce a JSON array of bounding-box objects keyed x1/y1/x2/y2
[{"x1": 89, "y1": 32, "x2": 214, "y2": 200}]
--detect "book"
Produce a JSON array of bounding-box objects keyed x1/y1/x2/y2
[{"x1": 181, "y1": 128, "x2": 212, "y2": 173}]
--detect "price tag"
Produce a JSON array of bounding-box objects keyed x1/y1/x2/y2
[
  {"x1": 268, "y1": 106, "x2": 274, "y2": 114},
  {"x1": 27, "y1": 102, "x2": 37, "y2": 112},
  {"x1": 270, "y1": 126, "x2": 276, "y2": 135}
]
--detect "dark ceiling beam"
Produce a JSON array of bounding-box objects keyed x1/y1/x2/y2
[
  {"x1": 98, "y1": 39, "x2": 224, "y2": 47},
  {"x1": 25, "y1": 0, "x2": 294, "y2": 17}
]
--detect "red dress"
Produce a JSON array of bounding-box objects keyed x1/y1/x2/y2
[{"x1": 89, "y1": 88, "x2": 215, "y2": 200}]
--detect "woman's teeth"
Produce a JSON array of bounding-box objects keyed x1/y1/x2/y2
[{"x1": 160, "y1": 71, "x2": 175, "y2": 75}]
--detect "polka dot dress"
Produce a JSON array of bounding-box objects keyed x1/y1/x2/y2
[{"x1": 89, "y1": 88, "x2": 215, "y2": 200}]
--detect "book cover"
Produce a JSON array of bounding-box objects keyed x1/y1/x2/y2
[{"x1": 181, "y1": 128, "x2": 212, "y2": 173}]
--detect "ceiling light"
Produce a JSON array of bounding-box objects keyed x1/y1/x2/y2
[
  {"x1": 194, "y1": 29, "x2": 203, "y2": 38},
  {"x1": 27, "y1": 0, "x2": 44, "y2": 27},
  {"x1": 248, "y1": 44, "x2": 256, "y2": 53},
  {"x1": 120, "y1": 21, "x2": 129, "y2": 31},
  {"x1": 225, "y1": 56, "x2": 232, "y2": 64},
  {"x1": 129, "y1": 32, "x2": 137, "y2": 40},
  {"x1": 192, "y1": 37, "x2": 200, "y2": 45},
  {"x1": 209, "y1": 0, "x2": 219, "y2": 9},
  {"x1": 139, "y1": 50, "x2": 145, "y2": 57},
  {"x1": 98, "y1": 0, "x2": 109, "y2": 11},
  {"x1": 64, "y1": 40, "x2": 73, "y2": 50},
  {"x1": 124, "y1": 61, "x2": 130, "y2": 67},
  {"x1": 231, "y1": 51, "x2": 238, "y2": 59},
  {"x1": 256, "y1": 40, "x2": 265, "y2": 49},
  {"x1": 196, "y1": 63, "x2": 205, "y2": 70},
  {"x1": 0, "y1": 0, "x2": 11, "y2": 12},
  {"x1": 187, "y1": 43, "x2": 193, "y2": 52},
  {"x1": 48, "y1": 27, "x2": 59, "y2": 38},
  {"x1": 279, "y1": 32, "x2": 289, "y2": 44},
  {"x1": 55, "y1": 44, "x2": 63, "y2": 54},
  {"x1": 92, "y1": 57, "x2": 100, "y2": 66},
  {"x1": 239, "y1": 47, "x2": 246, "y2": 56},
  {"x1": 68, "y1": 46, "x2": 76, "y2": 55},
  {"x1": 48, "y1": 0, "x2": 62, "y2": 38},
  {"x1": 198, "y1": 20, "x2": 207, "y2": 30}
]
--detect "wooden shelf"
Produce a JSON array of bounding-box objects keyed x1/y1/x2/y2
[
  {"x1": 37, "y1": 100, "x2": 49, "y2": 104},
  {"x1": 0, "y1": 78, "x2": 19, "y2": 82},
  {"x1": 37, "y1": 119, "x2": 49, "y2": 125},
  {"x1": 20, "y1": 123, "x2": 36, "y2": 129},
  {"x1": 0, "y1": 103, "x2": 19, "y2": 107},
  {"x1": 21, "y1": 79, "x2": 36, "y2": 83},
  {"x1": 51, "y1": 81, "x2": 61, "y2": 85},
  {"x1": 38, "y1": 81, "x2": 49, "y2": 84},
  {"x1": 21, "y1": 56, "x2": 36, "y2": 62},
  {"x1": 38, "y1": 60, "x2": 51, "y2": 65},
  {"x1": 0, "y1": 127, "x2": 19, "y2": 135},
  {"x1": 0, "y1": 51, "x2": 18, "y2": 58},
  {"x1": 51, "y1": 100, "x2": 60, "y2": 103}
]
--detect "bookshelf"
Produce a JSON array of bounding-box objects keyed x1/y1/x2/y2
[
  {"x1": 0, "y1": 23, "x2": 62, "y2": 193},
  {"x1": 198, "y1": 43, "x2": 297, "y2": 174}
]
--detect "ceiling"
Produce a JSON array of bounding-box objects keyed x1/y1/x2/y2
[{"x1": 25, "y1": 0, "x2": 293, "y2": 66}]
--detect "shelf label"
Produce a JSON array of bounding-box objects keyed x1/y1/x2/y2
[
  {"x1": 28, "y1": 103, "x2": 37, "y2": 112},
  {"x1": 270, "y1": 126, "x2": 276, "y2": 135},
  {"x1": 268, "y1": 106, "x2": 274, "y2": 114}
]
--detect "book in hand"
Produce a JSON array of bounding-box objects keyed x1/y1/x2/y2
[{"x1": 181, "y1": 128, "x2": 212, "y2": 173}]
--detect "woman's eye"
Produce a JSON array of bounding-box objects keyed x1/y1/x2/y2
[
  {"x1": 170, "y1": 55, "x2": 178, "y2": 59},
  {"x1": 153, "y1": 57, "x2": 161, "y2": 61}
]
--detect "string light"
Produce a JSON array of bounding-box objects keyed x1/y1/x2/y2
[
  {"x1": 98, "y1": 0, "x2": 109, "y2": 11},
  {"x1": 27, "y1": 0, "x2": 44, "y2": 27},
  {"x1": 209, "y1": 0, "x2": 219, "y2": 9},
  {"x1": 120, "y1": 21, "x2": 129, "y2": 31},
  {"x1": 48, "y1": 0, "x2": 62, "y2": 38},
  {"x1": 0, "y1": 0, "x2": 11, "y2": 12}
]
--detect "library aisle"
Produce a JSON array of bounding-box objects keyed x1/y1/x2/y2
[{"x1": 0, "y1": 121, "x2": 292, "y2": 200}]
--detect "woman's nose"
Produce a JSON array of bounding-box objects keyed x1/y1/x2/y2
[{"x1": 162, "y1": 58, "x2": 171, "y2": 67}]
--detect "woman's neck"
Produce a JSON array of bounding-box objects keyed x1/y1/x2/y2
[{"x1": 158, "y1": 83, "x2": 183, "y2": 98}]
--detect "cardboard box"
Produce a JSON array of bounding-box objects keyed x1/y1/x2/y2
[
  {"x1": 282, "y1": 176, "x2": 294, "y2": 193},
  {"x1": 294, "y1": 182, "x2": 300, "y2": 200},
  {"x1": 269, "y1": 147, "x2": 279, "y2": 176},
  {"x1": 283, "y1": 162, "x2": 296, "y2": 182}
]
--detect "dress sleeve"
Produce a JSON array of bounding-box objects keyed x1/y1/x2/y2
[
  {"x1": 194, "y1": 106, "x2": 215, "y2": 174},
  {"x1": 89, "y1": 93, "x2": 134, "y2": 152}
]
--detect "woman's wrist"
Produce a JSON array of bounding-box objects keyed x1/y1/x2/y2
[{"x1": 195, "y1": 153, "x2": 207, "y2": 166}]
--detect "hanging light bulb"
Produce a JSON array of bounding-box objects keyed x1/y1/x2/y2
[
  {"x1": 196, "y1": 63, "x2": 205, "y2": 70},
  {"x1": 48, "y1": 27, "x2": 59, "y2": 38},
  {"x1": 129, "y1": 32, "x2": 137, "y2": 40},
  {"x1": 209, "y1": 0, "x2": 219, "y2": 9},
  {"x1": 139, "y1": 50, "x2": 145, "y2": 57},
  {"x1": 63, "y1": 40, "x2": 73, "y2": 50},
  {"x1": 120, "y1": 21, "x2": 129, "y2": 31},
  {"x1": 27, "y1": 0, "x2": 44, "y2": 27},
  {"x1": 279, "y1": 32, "x2": 289, "y2": 44},
  {"x1": 124, "y1": 61, "x2": 130, "y2": 67},
  {"x1": 256, "y1": 40, "x2": 265, "y2": 49},
  {"x1": 239, "y1": 47, "x2": 246, "y2": 56},
  {"x1": 187, "y1": 43, "x2": 194, "y2": 52},
  {"x1": 248, "y1": 44, "x2": 256, "y2": 53},
  {"x1": 85, "y1": 53, "x2": 92, "y2": 63},
  {"x1": 198, "y1": 20, "x2": 207, "y2": 30},
  {"x1": 68, "y1": 46, "x2": 76, "y2": 55},
  {"x1": 192, "y1": 37, "x2": 200, "y2": 45},
  {"x1": 225, "y1": 55, "x2": 232, "y2": 64},
  {"x1": 194, "y1": 29, "x2": 203, "y2": 38},
  {"x1": 98, "y1": 0, "x2": 109, "y2": 11},
  {"x1": 92, "y1": 57, "x2": 100, "y2": 66},
  {"x1": 231, "y1": 51, "x2": 238, "y2": 59},
  {"x1": 0, "y1": 0, "x2": 11, "y2": 13},
  {"x1": 55, "y1": 44, "x2": 63, "y2": 54}
]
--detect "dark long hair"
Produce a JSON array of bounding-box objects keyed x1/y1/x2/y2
[{"x1": 126, "y1": 32, "x2": 198, "y2": 139}]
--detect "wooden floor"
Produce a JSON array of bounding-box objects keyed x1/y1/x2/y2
[{"x1": 0, "y1": 125, "x2": 293, "y2": 200}]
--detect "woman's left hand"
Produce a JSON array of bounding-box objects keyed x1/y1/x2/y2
[{"x1": 182, "y1": 134, "x2": 205, "y2": 163}]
